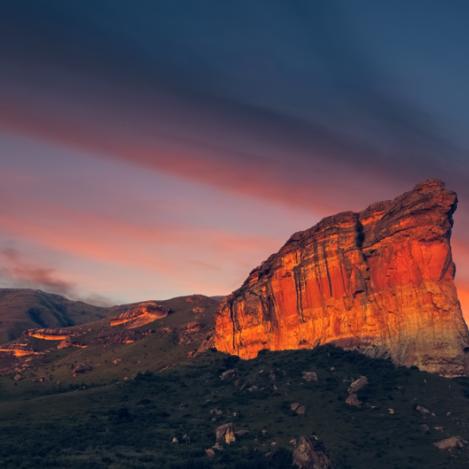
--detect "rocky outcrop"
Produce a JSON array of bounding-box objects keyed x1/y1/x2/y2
[
  {"x1": 110, "y1": 301, "x2": 169, "y2": 329},
  {"x1": 0, "y1": 344, "x2": 41, "y2": 357},
  {"x1": 27, "y1": 328, "x2": 72, "y2": 341},
  {"x1": 215, "y1": 180, "x2": 469, "y2": 376}
]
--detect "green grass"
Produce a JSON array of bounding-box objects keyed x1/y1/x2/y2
[
  {"x1": 0, "y1": 294, "x2": 219, "y2": 390},
  {"x1": 0, "y1": 346, "x2": 468, "y2": 468}
]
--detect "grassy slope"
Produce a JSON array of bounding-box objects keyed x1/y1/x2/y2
[
  {"x1": 0, "y1": 294, "x2": 219, "y2": 389},
  {"x1": 0, "y1": 347, "x2": 468, "y2": 468}
]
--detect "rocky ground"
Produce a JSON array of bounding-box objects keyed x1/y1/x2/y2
[{"x1": 0, "y1": 346, "x2": 468, "y2": 468}]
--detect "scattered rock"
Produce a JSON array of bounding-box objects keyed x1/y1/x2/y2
[
  {"x1": 345, "y1": 393, "x2": 362, "y2": 407},
  {"x1": 415, "y1": 405, "x2": 432, "y2": 417},
  {"x1": 220, "y1": 369, "x2": 237, "y2": 381},
  {"x1": 205, "y1": 448, "x2": 215, "y2": 458},
  {"x1": 13, "y1": 374, "x2": 22, "y2": 382},
  {"x1": 291, "y1": 402, "x2": 306, "y2": 415},
  {"x1": 434, "y1": 436, "x2": 467, "y2": 451},
  {"x1": 292, "y1": 435, "x2": 332, "y2": 469},
  {"x1": 302, "y1": 371, "x2": 319, "y2": 382},
  {"x1": 215, "y1": 423, "x2": 236, "y2": 445},
  {"x1": 72, "y1": 363, "x2": 93, "y2": 375},
  {"x1": 348, "y1": 376, "x2": 368, "y2": 394}
]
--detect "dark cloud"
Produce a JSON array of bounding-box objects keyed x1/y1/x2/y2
[
  {"x1": 0, "y1": 248, "x2": 74, "y2": 296},
  {"x1": 0, "y1": 0, "x2": 467, "y2": 202}
]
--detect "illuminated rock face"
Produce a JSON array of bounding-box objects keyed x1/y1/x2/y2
[
  {"x1": 27, "y1": 329, "x2": 71, "y2": 341},
  {"x1": 215, "y1": 180, "x2": 469, "y2": 377},
  {"x1": 110, "y1": 301, "x2": 169, "y2": 329}
]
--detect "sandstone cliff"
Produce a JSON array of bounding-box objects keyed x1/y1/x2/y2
[{"x1": 215, "y1": 180, "x2": 469, "y2": 376}]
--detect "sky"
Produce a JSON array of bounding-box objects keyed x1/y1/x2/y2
[{"x1": 0, "y1": 1, "x2": 469, "y2": 317}]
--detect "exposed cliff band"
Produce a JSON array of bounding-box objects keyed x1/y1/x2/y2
[{"x1": 215, "y1": 180, "x2": 469, "y2": 377}]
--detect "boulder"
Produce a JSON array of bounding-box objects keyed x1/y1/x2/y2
[
  {"x1": 290, "y1": 402, "x2": 306, "y2": 415},
  {"x1": 302, "y1": 371, "x2": 319, "y2": 382},
  {"x1": 345, "y1": 393, "x2": 361, "y2": 408},
  {"x1": 215, "y1": 423, "x2": 236, "y2": 445},
  {"x1": 220, "y1": 369, "x2": 237, "y2": 381},
  {"x1": 434, "y1": 436, "x2": 467, "y2": 451},
  {"x1": 292, "y1": 435, "x2": 332, "y2": 469},
  {"x1": 415, "y1": 405, "x2": 433, "y2": 417},
  {"x1": 348, "y1": 376, "x2": 368, "y2": 394}
]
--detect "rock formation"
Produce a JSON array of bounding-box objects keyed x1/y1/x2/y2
[
  {"x1": 292, "y1": 435, "x2": 332, "y2": 469},
  {"x1": 215, "y1": 180, "x2": 469, "y2": 376},
  {"x1": 27, "y1": 328, "x2": 72, "y2": 341},
  {"x1": 109, "y1": 301, "x2": 169, "y2": 329}
]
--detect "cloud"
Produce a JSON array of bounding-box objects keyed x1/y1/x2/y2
[
  {"x1": 0, "y1": 247, "x2": 74, "y2": 296},
  {"x1": 1, "y1": 0, "x2": 468, "y2": 216},
  {"x1": 0, "y1": 0, "x2": 469, "y2": 302}
]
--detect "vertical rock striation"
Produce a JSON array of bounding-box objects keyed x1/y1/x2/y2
[{"x1": 215, "y1": 180, "x2": 469, "y2": 376}]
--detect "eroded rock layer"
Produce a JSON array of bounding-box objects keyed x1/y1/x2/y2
[
  {"x1": 109, "y1": 301, "x2": 169, "y2": 329},
  {"x1": 215, "y1": 180, "x2": 469, "y2": 376}
]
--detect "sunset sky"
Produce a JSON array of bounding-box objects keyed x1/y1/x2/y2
[{"x1": 1, "y1": 1, "x2": 469, "y2": 318}]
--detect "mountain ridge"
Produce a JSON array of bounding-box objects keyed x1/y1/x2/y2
[{"x1": 0, "y1": 288, "x2": 110, "y2": 343}]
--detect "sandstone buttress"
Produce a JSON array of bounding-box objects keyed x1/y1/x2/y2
[{"x1": 215, "y1": 180, "x2": 469, "y2": 376}]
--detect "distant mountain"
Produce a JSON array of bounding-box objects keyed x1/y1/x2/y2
[
  {"x1": 216, "y1": 180, "x2": 469, "y2": 377},
  {"x1": 0, "y1": 289, "x2": 110, "y2": 343}
]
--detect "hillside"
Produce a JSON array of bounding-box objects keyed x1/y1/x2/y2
[
  {"x1": 0, "y1": 294, "x2": 220, "y2": 385},
  {"x1": 0, "y1": 289, "x2": 110, "y2": 343},
  {"x1": 0, "y1": 347, "x2": 468, "y2": 468}
]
